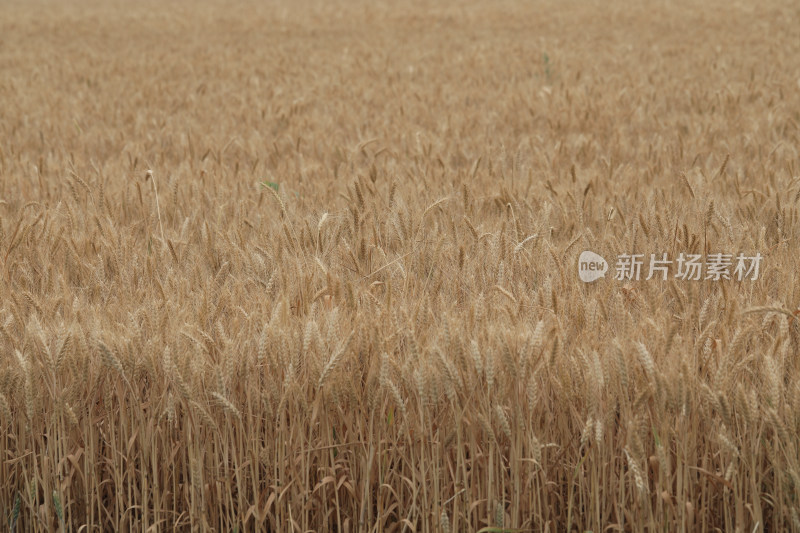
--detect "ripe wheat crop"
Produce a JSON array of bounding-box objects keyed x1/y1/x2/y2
[{"x1": 1, "y1": 0, "x2": 800, "y2": 530}]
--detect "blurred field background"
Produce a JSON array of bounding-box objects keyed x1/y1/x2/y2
[{"x1": 1, "y1": 0, "x2": 800, "y2": 530}]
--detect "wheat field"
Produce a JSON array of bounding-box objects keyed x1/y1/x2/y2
[{"x1": 1, "y1": 0, "x2": 800, "y2": 530}]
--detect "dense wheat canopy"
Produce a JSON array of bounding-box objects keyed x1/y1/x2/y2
[{"x1": 1, "y1": 0, "x2": 800, "y2": 530}]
